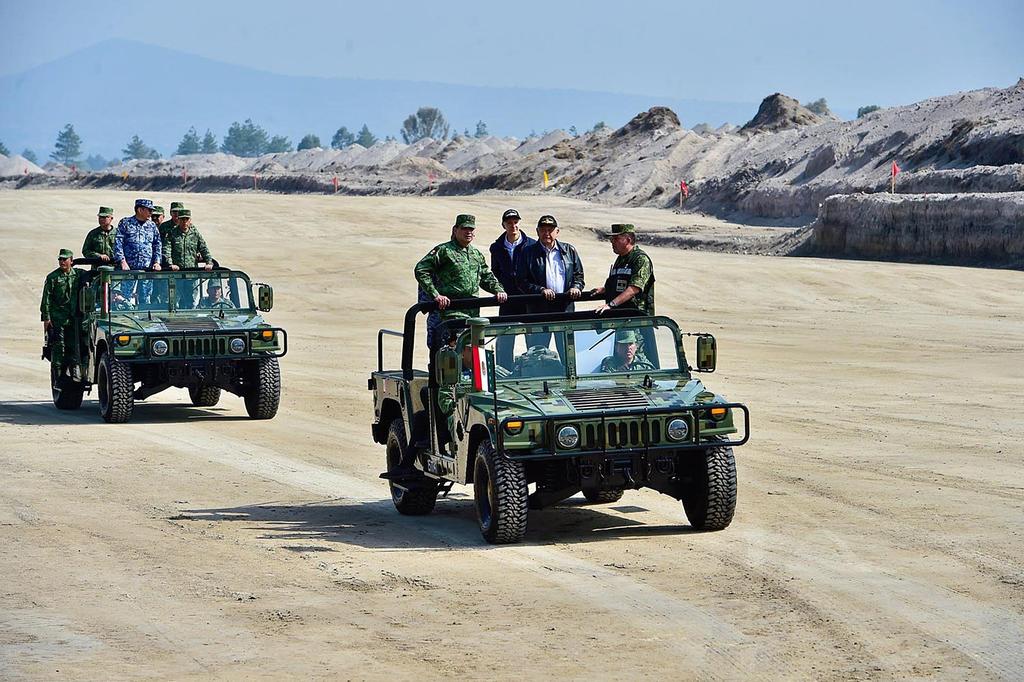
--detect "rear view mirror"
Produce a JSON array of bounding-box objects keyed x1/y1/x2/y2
[
  {"x1": 257, "y1": 285, "x2": 274, "y2": 311},
  {"x1": 435, "y1": 347, "x2": 460, "y2": 386},
  {"x1": 79, "y1": 286, "x2": 95, "y2": 314},
  {"x1": 695, "y1": 335, "x2": 717, "y2": 372}
]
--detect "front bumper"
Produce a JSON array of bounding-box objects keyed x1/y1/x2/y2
[{"x1": 110, "y1": 327, "x2": 288, "y2": 362}]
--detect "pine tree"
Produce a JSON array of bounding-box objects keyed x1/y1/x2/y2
[
  {"x1": 400, "y1": 107, "x2": 449, "y2": 143},
  {"x1": 857, "y1": 105, "x2": 881, "y2": 118},
  {"x1": 122, "y1": 135, "x2": 160, "y2": 160},
  {"x1": 200, "y1": 129, "x2": 218, "y2": 153},
  {"x1": 331, "y1": 126, "x2": 355, "y2": 149},
  {"x1": 51, "y1": 124, "x2": 83, "y2": 164},
  {"x1": 355, "y1": 124, "x2": 377, "y2": 147},
  {"x1": 297, "y1": 134, "x2": 321, "y2": 151},
  {"x1": 176, "y1": 127, "x2": 201, "y2": 155},
  {"x1": 474, "y1": 120, "x2": 488, "y2": 138},
  {"x1": 0, "y1": 140, "x2": 9, "y2": 155},
  {"x1": 266, "y1": 135, "x2": 293, "y2": 153},
  {"x1": 221, "y1": 119, "x2": 270, "y2": 157}
]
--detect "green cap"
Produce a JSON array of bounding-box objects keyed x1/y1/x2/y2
[
  {"x1": 169, "y1": 201, "x2": 185, "y2": 212},
  {"x1": 152, "y1": 205, "x2": 165, "y2": 216},
  {"x1": 177, "y1": 208, "x2": 191, "y2": 218},
  {"x1": 605, "y1": 223, "x2": 636, "y2": 238},
  {"x1": 454, "y1": 214, "x2": 476, "y2": 229},
  {"x1": 615, "y1": 330, "x2": 638, "y2": 344},
  {"x1": 97, "y1": 206, "x2": 114, "y2": 217},
  {"x1": 58, "y1": 248, "x2": 73, "y2": 259}
]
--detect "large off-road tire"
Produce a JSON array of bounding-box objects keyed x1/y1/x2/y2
[
  {"x1": 98, "y1": 353, "x2": 134, "y2": 423},
  {"x1": 473, "y1": 439, "x2": 528, "y2": 544},
  {"x1": 583, "y1": 488, "x2": 625, "y2": 504},
  {"x1": 50, "y1": 365, "x2": 84, "y2": 410},
  {"x1": 189, "y1": 384, "x2": 221, "y2": 407},
  {"x1": 680, "y1": 445, "x2": 737, "y2": 531},
  {"x1": 244, "y1": 357, "x2": 280, "y2": 420},
  {"x1": 385, "y1": 419, "x2": 437, "y2": 515}
]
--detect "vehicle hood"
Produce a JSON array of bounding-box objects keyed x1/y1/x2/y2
[
  {"x1": 483, "y1": 377, "x2": 715, "y2": 418},
  {"x1": 104, "y1": 312, "x2": 266, "y2": 334}
]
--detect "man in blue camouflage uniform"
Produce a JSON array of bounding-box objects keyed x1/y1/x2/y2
[
  {"x1": 414, "y1": 214, "x2": 507, "y2": 349},
  {"x1": 114, "y1": 198, "x2": 162, "y2": 304}
]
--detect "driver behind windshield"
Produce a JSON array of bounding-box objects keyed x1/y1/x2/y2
[
  {"x1": 199, "y1": 283, "x2": 235, "y2": 309},
  {"x1": 598, "y1": 330, "x2": 654, "y2": 373}
]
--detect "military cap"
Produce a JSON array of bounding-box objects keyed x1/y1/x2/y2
[
  {"x1": 501, "y1": 208, "x2": 521, "y2": 221},
  {"x1": 58, "y1": 248, "x2": 74, "y2": 259},
  {"x1": 169, "y1": 201, "x2": 185, "y2": 212},
  {"x1": 177, "y1": 208, "x2": 192, "y2": 218},
  {"x1": 97, "y1": 206, "x2": 114, "y2": 217},
  {"x1": 134, "y1": 198, "x2": 154, "y2": 210},
  {"x1": 615, "y1": 330, "x2": 638, "y2": 344},
  {"x1": 537, "y1": 215, "x2": 558, "y2": 228},
  {"x1": 151, "y1": 205, "x2": 165, "y2": 216},
  {"x1": 454, "y1": 214, "x2": 476, "y2": 229},
  {"x1": 605, "y1": 223, "x2": 636, "y2": 238}
]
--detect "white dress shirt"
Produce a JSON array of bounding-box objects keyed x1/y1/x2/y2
[{"x1": 543, "y1": 243, "x2": 566, "y2": 293}]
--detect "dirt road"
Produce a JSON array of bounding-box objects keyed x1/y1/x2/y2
[{"x1": 1, "y1": 190, "x2": 1022, "y2": 680}]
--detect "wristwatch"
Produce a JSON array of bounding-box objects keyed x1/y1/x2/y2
[{"x1": 608, "y1": 301, "x2": 617, "y2": 308}]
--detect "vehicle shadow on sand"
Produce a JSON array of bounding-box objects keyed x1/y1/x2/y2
[
  {"x1": 178, "y1": 494, "x2": 697, "y2": 551},
  {"x1": 0, "y1": 400, "x2": 251, "y2": 425}
]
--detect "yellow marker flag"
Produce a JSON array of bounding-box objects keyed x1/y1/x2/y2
[
  {"x1": 543, "y1": 170, "x2": 549, "y2": 188},
  {"x1": 122, "y1": 171, "x2": 128, "y2": 180}
]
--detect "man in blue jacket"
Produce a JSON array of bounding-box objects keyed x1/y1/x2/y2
[
  {"x1": 514, "y1": 214, "x2": 584, "y2": 359},
  {"x1": 489, "y1": 208, "x2": 535, "y2": 369}
]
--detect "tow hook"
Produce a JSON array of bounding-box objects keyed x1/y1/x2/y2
[{"x1": 623, "y1": 467, "x2": 638, "y2": 488}]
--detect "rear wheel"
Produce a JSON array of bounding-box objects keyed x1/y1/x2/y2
[
  {"x1": 385, "y1": 419, "x2": 437, "y2": 515},
  {"x1": 189, "y1": 384, "x2": 221, "y2": 407},
  {"x1": 50, "y1": 365, "x2": 84, "y2": 410},
  {"x1": 244, "y1": 357, "x2": 280, "y2": 419},
  {"x1": 680, "y1": 446, "x2": 737, "y2": 531},
  {"x1": 473, "y1": 439, "x2": 528, "y2": 544},
  {"x1": 98, "y1": 354, "x2": 134, "y2": 423},
  {"x1": 583, "y1": 488, "x2": 624, "y2": 504}
]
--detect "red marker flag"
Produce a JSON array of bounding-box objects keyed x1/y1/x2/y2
[
  {"x1": 891, "y1": 161, "x2": 900, "y2": 177},
  {"x1": 680, "y1": 180, "x2": 690, "y2": 198},
  {"x1": 332, "y1": 176, "x2": 339, "y2": 192}
]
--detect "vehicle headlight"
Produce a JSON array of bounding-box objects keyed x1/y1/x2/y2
[
  {"x1": 152, "y1": 339, "x2": 168, "y2": 356},
  {"x1": 229, "y1": 337, "x2": 245, "y2": 353},
  {"x1": 557, "y1": 425, "x2": 580, "y2": 449},
  {"x1": 667, "y1": 418, "x2": 689, "y2": 441}
]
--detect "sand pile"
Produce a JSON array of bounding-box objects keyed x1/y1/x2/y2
[
  {"x1": 516, "y1": 130, "x2": 570, "y2": 156},
  {"x1": 741, "y1": 94, "x2": 824, "y2": 133},
  {"x1": 0, "y1": 153, "x2": 44, "y2": 175}
]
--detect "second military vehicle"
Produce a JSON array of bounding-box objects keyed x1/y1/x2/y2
[
  {"x1": 369, "y1": 294, "x2": 749, "y2": 544},
  {"x1": 44, "y1": 262, "x2": 286, "y2": 423}
]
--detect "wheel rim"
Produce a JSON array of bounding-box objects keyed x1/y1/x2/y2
[{"x1": 474, "y1": 459, "x2": 493, "y2": 530}]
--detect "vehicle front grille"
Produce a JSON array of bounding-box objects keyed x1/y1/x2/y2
[
  {"x1": 562, "y1": 386, "x2": 650, "y2": 411},
  {"x1": 580, "y1": 418, "x2": 665, "y2": 449},
  {"x1": 170, "y1": 336, "x2": 228, "y2": 357},
  {"x1": 162, "y1": 319, "x2": 219, "y2": 330}
]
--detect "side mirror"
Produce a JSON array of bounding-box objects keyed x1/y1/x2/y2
[
  {"x1": 435, "y1": 347, "x2": 461, "y2": 386},
  {"x1": 79, "y1": 286, "x2": 95, "y2": 314},
  {"x1": 257, "y1": 285, "x2": 274, "y2": 312},
  {"x1": 695, "y1": 335, "x2": 717, "y2": 372}
]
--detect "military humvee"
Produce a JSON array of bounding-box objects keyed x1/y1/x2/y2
[
  {"x1": 369, "y1": 293, "x2": 749, "y2": 544},
  {"x1": 45, "y1": 260, "x2": 286, "y2": 423}
]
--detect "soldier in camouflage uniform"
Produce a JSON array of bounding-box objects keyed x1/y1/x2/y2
[
  {"x1": 414, "y1": 214, "x2": 507, "y2": 348},
  {"x1": 114, "y1": 198, "x2": 162, "y2": 304},
  {"x1": 81, "y1": 206, "x2": 116, "y2": 265},
  {"x1": 163, "y1": 209, "x2": 213, "y2": 270},
  {"x1": 40, "y1": 248, "x2": 85, "y2": 382},
  {"x1": 597, "y1": 330, "x2": 656, "y2": 373},
  {"x1": 594, "y1": 223, "x2": 658, "y2": 364},
  {"x1": 160, "y1": 201, "x2": 184, "y2": 244},
  {"x1": 151, "y1": 205, "x2": 165, "y2": 236}
]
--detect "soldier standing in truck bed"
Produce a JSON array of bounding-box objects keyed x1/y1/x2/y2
[{"x1": 81, "y1": 206, "x2": 116, "y2": 265}]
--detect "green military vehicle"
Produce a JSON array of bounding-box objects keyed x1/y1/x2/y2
[
  {"x1": 369, "y1": 294, "x2": 749, "y2": 544},
  {"x1": 45, "y1": 260, "x2": 286, "y2": 423}
]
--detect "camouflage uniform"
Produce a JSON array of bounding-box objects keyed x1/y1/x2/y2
[
  {"x1": 40, "y1": 251, "x2": 84, "y2": 375},
  {"x1": 160, "y1": 201, "x2": 184, "y2": 245},
  {"x1": 163, "y1": 226, "x2": 212, "y2": 268},
  {"x1": 414, "y1": 215, "x2": 504, "y2": 347},
  {"x1": 113, "y1": 215, "x2": 161, "y2": 269},
  {"x1": 603, "y1": 224, "x2": 657, "y2": 362},
  {"x1": 81, "y1": 226, "x2": 115, "y2": 263},
  {"x1": 597, "y1": 331, "x2": 656, "y2": 373}
]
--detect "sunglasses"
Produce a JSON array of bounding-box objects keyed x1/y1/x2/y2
[{"x1": 58, "y1": 257, "x2": 71, "y2": 262}]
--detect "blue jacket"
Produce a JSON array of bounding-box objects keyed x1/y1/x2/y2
[
  {"x1": 489, "y1": 232, "x2": 536, "y2": 295},
  {"x1": 514, "y1": 240, "x2": 585, "y2": 313}
]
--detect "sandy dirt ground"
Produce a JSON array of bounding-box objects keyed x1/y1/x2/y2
[{"x1": 1, "y1": 189, "x2": 1022, "y2": 680}]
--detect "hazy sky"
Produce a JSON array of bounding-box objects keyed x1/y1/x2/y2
[{"x1": 2, "y1": 0, "x2": 1021, "y2": 109}]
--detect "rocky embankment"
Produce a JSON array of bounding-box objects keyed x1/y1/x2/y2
[{"x1": 802, "y1": 192, "x2": 1024, "y2": 267}]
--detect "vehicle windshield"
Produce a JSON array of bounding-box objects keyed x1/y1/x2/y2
[
  {"x1": 105, "y1": 272, "x2": 253, "y2": 313},
  {"x1": 484, "y1": 321, "x2": 681, "y2": 381}
]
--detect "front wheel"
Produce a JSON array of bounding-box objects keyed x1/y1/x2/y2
[
  {"x1": 244, "y1": 357, "x2": 280, "y2": 419},
  {"x1": 680, "y1": 446, "x2": 737, "y2": 531},
  {"x1": 583, "y1": 488, "x2": 624, "y2": 504},
  {"x1": 98, "y1": 354, "x2": 134, "y2": 423},
  {"x1": 50, "y1": 365, "x2": 84, "y2": 410},
  {"x1": 473, "y1": 439, "x2": 528, "y2": 544}
]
